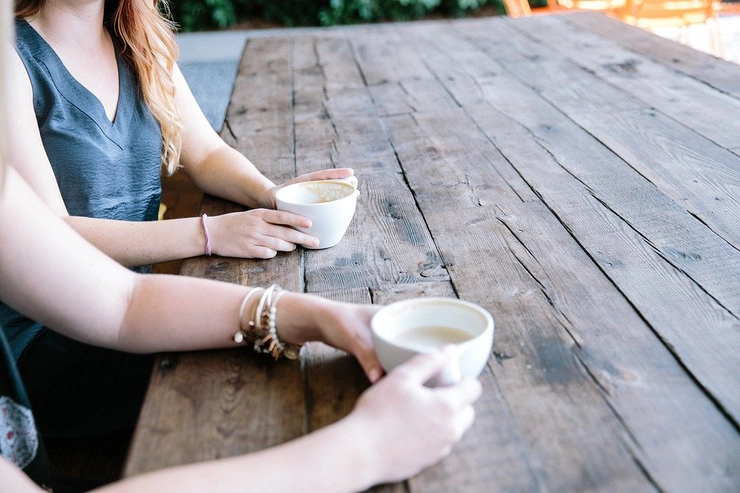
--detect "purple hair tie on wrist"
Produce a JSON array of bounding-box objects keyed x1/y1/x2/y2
[{"x1": 201, "y1": 213, "x2": 212, "y2": 256}]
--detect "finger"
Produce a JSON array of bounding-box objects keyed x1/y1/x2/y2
[
  {"x1": 249, "y1": 246, "x2": 279, "y2": 259},
  {"x1": 390, "y1": 346, "x2": 457, "y2": 385},
  {"x1": 261, "y1": 226, "x2": 319, "y2": 249},
  {"x1": 436, "y1": 377, "x2": 483, "y2": 410},
  {"x1": 296, "y1": 168, "x2": 354, "y2": 182},
  {"x1": 259, "y1": 210, "x2": 313, "y2": 229}
]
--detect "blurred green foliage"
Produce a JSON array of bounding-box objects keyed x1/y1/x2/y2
[{"x1": 168, "y1": 0, "x2": 504, "y2": 32}]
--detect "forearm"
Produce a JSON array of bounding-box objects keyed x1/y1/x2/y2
[
  {"x1": 117, "y1": 273, "x2": 246, "y2": 353},
  {"x1": 185, "y1": 143, "x2": 275, "y2": 209},
  {"x1": 65, "y1": 215, "x2": 208, "y2": 267},
  {"x1": 95, "y1": 416, "x2": 375, "y2": 493},
  {"x1": 119, "y1": 282, "x2": 332, "y2": 353}
]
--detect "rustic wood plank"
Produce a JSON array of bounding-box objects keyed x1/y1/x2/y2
[
  {"x1": 302, "y1": 169, "x2": 449, "y2": 291},
  {"x1": 425, "y1": 203, "x2": 740, "y2": 492},
  {"x1": 289, "y1": 35, "x2": 449, "y2": 293},
  {"x1": 500, "y1": 14, "x2": 740, "y2": 151},
  {"x1": 348, "y1": 22, "x2": 433, "y2": 87},
  {"x1": 124, "y1": 349, "x2": 305, "y2": 475},
  {"x1": 292, "y1": 36, "x2": 398, "y2": 174},
  {"x1": 453, "y1": 18, "x2": 740, "y2": 254},
  {"x1": 563, "y1": 12, "x2": 740, "y2": 98},
  {"x1": 412, "y1": 19, "x2": 644, "y2": 113},
  {"x1": 367, "y1": 78, "x2": 459, "y2": 118},
  {"x1": 383, "y1": 110, "x2": 538, "y2": 208},
  {"x1": 464, "y1": 98, "x2": 740, "y2": 420},
  {"x1": 568, "y1": 107, "x2": 740, "y2": 250},
  {"x1": 467, "y1": 18, "x2": 740, "y2": 251},
  {"x1": 223, "y1": 36, "x2": 296, "y2": 183}
]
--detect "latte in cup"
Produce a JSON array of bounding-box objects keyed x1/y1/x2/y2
[{"x1": 393, "y1": 325, "x2": 474, "y2": 350}]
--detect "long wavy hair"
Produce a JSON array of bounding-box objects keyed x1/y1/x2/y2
[{"x1": 15, "y1": 0, "x2": 183, "y2": 175}]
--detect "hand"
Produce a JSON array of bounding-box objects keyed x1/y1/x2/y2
[
  {"x1": 277, "y1": 295, "x2": 383, "y2": 382},
  {"x1": 208, "y1": 209, "x2": 320, "y2": 258},
  {"x1": 348, "y1": 348, "x2": 482, "y2": 485},
  {"x1": 263, "y1": 168, "x2": 355, "y2": 209}
]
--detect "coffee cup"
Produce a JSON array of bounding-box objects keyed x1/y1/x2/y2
[
  {"x1": 371, "y1": 298, "x2": 494, "y2": 387},
  {"x1": 275, "y1": 176, "x2": 359, "y2": 249}
]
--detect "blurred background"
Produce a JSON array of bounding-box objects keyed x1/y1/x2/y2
[{"x1": 168, "y1": 0, "x2": 509, "y2": 32}]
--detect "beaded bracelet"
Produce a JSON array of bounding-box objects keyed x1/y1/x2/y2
[{"x1": 232, "y1": 284, "x2": 303, "y2": 360}]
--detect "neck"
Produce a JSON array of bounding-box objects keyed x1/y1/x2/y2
[{"x1": 28, "y1": 0, "x2": 108, "y2": 51}]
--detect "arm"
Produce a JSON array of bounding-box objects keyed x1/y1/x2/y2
[
  {"x1": 5, "y1": 48, "x2": 320, "y2": 264},
  {"x1": 0, "y1": 168, "x2": 378, "y2": 378},
  {"x1": 1, "y1": 349, "x2": 481, "y2": 493},
  {"x1": 174, "y1": 64, "x2": 354, "y2": 210}
]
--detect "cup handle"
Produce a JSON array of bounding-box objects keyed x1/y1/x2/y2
[{"x1": 435, "y1": 362, "x2": 463, "y2": 387}]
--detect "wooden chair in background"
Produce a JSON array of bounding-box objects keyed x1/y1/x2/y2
[
  {"x1": 502, "y1": 0, "x2": 625, "y2": 17},
  {"x1": 502, "y1": 0, "x2": 561, "y2": 17},
  {"x1": 614, "y1": 0, "x2": 724, "y2": 56},
  {"x1": 716, "y1": 0, "x2": 740, "y2": 13},
  {"x1": 557, "y1": 0, "x2": 626, "y2": 11}
]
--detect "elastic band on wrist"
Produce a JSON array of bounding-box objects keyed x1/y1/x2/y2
[{"x1": 201, "y1": 213, "x2": 212, "y2": 256}]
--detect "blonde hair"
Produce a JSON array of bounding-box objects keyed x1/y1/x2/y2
[{"x1": 15, "y1": 0, "x2": 183, "y2": 175}]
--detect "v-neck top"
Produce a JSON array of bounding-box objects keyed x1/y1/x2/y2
[
  {"x1": 2, "y1": 20, "x2": 163, "y2": 362},
  {"x1": 13, "y1": 18, "x2": 162, "y2": 222}
]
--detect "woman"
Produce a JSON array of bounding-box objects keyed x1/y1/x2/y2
[
  {"x1": 9, "y1": 0, "x2": 341, "y2": 263},
  {"x1": 5, "y1": 0, "x2": 355, "y2": 437},
  {"x1": 0, "y1": 9, "x2": 481, "y2": 490}
]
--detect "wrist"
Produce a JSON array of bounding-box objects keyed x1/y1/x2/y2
[
  {"x1": 233, "y1": 285, "x2": 302, "y2": 360},
  {"x1": 274, "y1": 291, "x2": 326, "y2": 344},
  {"x1": 326, "y1": 413, "x2": 380, "y2": 491},
  {"x1": 242, "y1": 177, "x2": 276, "y2": 209},
  {"x1": 200, "y1": 214, "x2": 212, "y2": 256}
]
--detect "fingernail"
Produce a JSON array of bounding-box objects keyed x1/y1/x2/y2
[{"x1": 368, "y1": 367, "x2": 382, "y2": 383}]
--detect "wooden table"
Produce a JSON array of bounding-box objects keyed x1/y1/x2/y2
[{"x1": 124, "y1": 12, "x2": 740, "y2": 492}]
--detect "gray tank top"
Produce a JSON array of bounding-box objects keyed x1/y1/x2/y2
[{"x1": 1, "y1": 19, "x2": 164, "y2": 361}]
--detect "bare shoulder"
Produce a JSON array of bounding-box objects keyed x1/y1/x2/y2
[{"x1": 5, "y1": 41, "x2": 33, "y2": 101}]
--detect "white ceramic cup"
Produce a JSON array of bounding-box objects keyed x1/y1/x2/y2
[
  {"x1": 275, "y1": 176, "x2": 359, "y2": 249},
  {"x1": 371, "y1": 297, "x2": 494, "y2": 387}
]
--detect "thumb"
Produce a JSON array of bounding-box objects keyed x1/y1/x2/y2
[{"x1": 389, "y1": 345, "x2": 457, "y2": 385}]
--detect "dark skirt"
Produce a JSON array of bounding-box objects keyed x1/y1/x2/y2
[{"x1": 18, "y1": 329, "x2": 153, "y2": 439}]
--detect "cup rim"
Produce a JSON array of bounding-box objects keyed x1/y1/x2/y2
[
  {"x1": 371, "y1": 297, "x2": 494, "y2": 347},
  {"x1": 275, "y1": 179, "x2": 358, "y2": 206}
]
